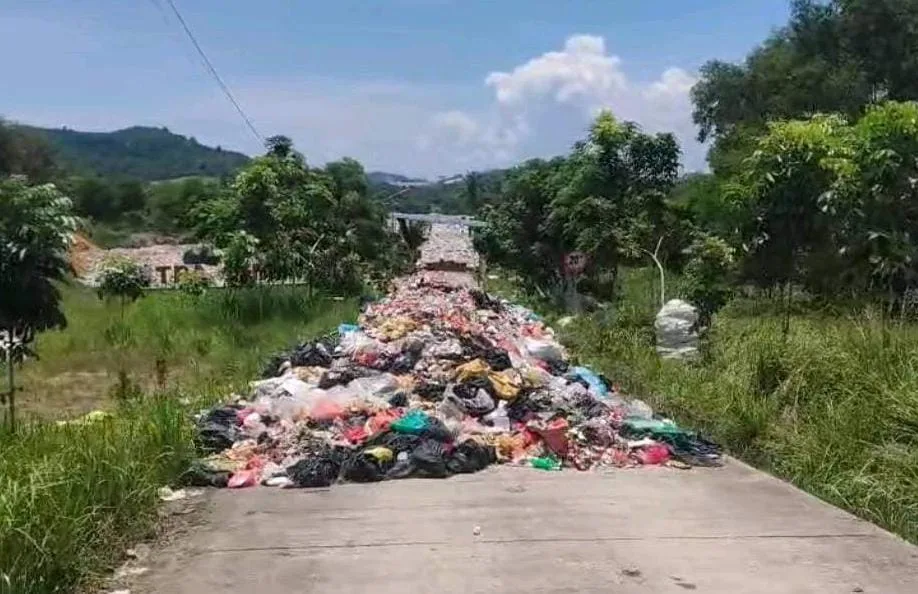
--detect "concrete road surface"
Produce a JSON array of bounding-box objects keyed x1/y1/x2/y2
[{"x1": 137, "y1": 460, "x2": 918, "y2": 593}]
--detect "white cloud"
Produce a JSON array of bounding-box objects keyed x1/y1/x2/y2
[
  {"x1": 6, "y1": 24, "x2": 705, "y2": 177},
  {"x1": 485, "y1": 35, "x2": 627, "y2": 106},
  {"x1": 645, "y1": 67, "x2": 697, "y2": 101},
  {"x1": 424, "y1": 34, "x2": 706, "y2": 172}
]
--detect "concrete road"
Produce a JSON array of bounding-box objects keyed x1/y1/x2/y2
[{"x1": 137, "y1": 460, "x2": 918, "y2": 593}]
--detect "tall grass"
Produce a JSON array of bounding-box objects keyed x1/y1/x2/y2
[
  {"x1": 0, "y1": 283, "x2": 359, "y2": 592},
  {"x1": 0, "y1": 397, "x2": 196, "y2": 593},
  {"x1": 548, "y1": 268, "x2": 918, "y2": 543},
  {"x1": 16, "y1": 284, "x2": 359, "y2": 418}
]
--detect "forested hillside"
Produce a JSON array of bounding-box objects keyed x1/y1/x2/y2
[{"x1": 18, "y1": 125, "x2": 249, "y2": 181}]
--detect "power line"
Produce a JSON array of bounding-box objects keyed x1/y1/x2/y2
[{"x1": 159, "y1": 0, "x2": 263, "y2": 143}]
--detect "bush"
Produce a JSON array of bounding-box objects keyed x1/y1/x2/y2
[{"x1": 683, "y1": 234, "x2": 735, "y2": 328}]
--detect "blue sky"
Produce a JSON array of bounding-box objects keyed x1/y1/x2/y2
[{"x1": 2, "y1": 0, "x2": 791, "y2": 177}]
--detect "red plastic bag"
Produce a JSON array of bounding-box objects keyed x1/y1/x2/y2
[
  {"x1": 228, "y1": 456, "x2": 265, "y2": 488},
  {"x1": 343, "y1": 425, "x2": 368, "y2": 444},
  {"x1": 311, "y1": 399, "x2": 346, "y2": 422},
  {"x1": 636, "y1": 444, "x2": 670, "y2": 465},
  {"x1": 528, "y1": 418, "x2": 570, "y2": 457},
  {"x1": 367, "y1": 409, "x2": 402, "y2": 434}
]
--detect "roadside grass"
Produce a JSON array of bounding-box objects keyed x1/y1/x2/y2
[
  {"x1": 15, "y1": 283, "x2": 359, "y2": 419},
  {"x1": 492, "y1": 267, "x2": 918, "y2": 544},
  {"x1": 0, "y1": 284, "x2": 358, "y2": 593}
]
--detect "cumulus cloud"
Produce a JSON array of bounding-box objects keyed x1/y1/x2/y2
[
  {"x1": 425, "y1": 34, "x2": 705, "y2": 173},
  {"x1": 485, "y1": 35, "x2": 627, "y2": 106},
  {"x1": 5, "y1": 18, "x2": 705, "y2": 176}
]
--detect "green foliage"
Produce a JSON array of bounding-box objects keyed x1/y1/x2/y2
[
  {"x1": 0, "y1": 120, "x2": 56, "y2": 182},
  {"x1": 221, "y1": 231, "x2": 259, "y2": 288},
  {"x1": 175, "y1": 268, "x2": 212, "y2": 299},
  {"x1": 683, "y1": 234, "x2": 736, "y2": 326},
  {"x1": 0, "y1": 178, "x2": 77, "y2": 336},
  {"x1": 20, "y1": 125, "x2": 249, "y2": 181},
  {"x1": 0, "y1": 177, "x2": 76, "y2": 426},
  {"x1": 96, "y1": 258, "x2": 151, "y2": 306},
  {"x1": 691, "y1": 0, "x2": 918, "y2": 173},
  {"x1": 552, "y1": 273, "x2": 918, "y2": 545},
  {"x1": 193, "y1": 140, "x2": 410, "y2": 292},
  {"x1": 726, "y1": 101, "x2": 918, "y2": 301},
  {"x1": 478, "y1": 111, "x2": 680, "y2": 299}
]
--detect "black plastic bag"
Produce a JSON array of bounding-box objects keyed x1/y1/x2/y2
[
  {"x1": 420, "y1": 417, "x2": 454, "y2": 443},
  {"x1": 388, "y1": 350, "x2": 420, "y2": 374},
  {"x1": 365, "y1": 431, "x2": 421, "y2": 455},
  {"x1": 470, "y1": 290, "x2": 503, "y2": 312},
  {"x1": 195, "y1": 406, "x2": 242, "y2": 453},
  {"x1": 388, "y1": 392, "x2": 409, "y2": 408},
  {"x1": 410, "y1": 439, "x2": 450, "y2": 478},
  {"x1": 446, "y1": 440, "x2": 496, "y2": 474},
  {"x1": 415, "y1": 381, "x2": 446, "y2": 402},
  {"x1": 287, "y1": 448, "x2": 348, "y2": 488},
  {"x1": 290, "y1": 342, "x2": 333, "y2": 367},
  {"x1": 341, "y1": 453, "x2": 390, "y2": 483}
]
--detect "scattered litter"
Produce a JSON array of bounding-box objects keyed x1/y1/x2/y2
[
  {"x1": 622, "y1": 566, "x2": 643, "y2": 579},
  {"x1": 125, "y1": 544, "x2": 150, "y2": 562},
  {"x1": 114, "y1": 566, "x2": 149, "y2": 579},
  {"x1": 190, "y1": 224, "x2": 721, "y2": 490},
  {"x1": 473, "y1": 525, "x2": 481, "y2": 536}
]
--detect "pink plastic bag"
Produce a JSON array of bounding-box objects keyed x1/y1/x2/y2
[
  {"x1": 311, "y1": 399, "x2": 346, "y2": 421},
  {"x1": 227, "y1": 469, "x2": 259, "y2": 488},
  {"x1": 636, "y1": 444, "x2": 670, "y2": 465}
]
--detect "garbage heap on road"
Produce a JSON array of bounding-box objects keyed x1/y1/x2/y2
[{"x1": 189, "y1": 225, "x2": 721, "y2": 489}]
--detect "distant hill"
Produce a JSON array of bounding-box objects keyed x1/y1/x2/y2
[
  {"x1": 372, "y1": 168, "x2": 509, "y2": 215},
  {"x1": 18, "y1": 125, "x2": 250, "y2": 181}
]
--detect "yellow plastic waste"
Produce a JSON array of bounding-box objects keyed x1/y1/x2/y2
[
  {"x1": 454, "y1": 358, "x2": 490, "y2": 382},
  {"x1": 488, "y1": 370, "x2": 522, "y2": 400},
  {"x1": 376, "y1": 317, "x2": 417, "y2": 340},
  {"x1": 364, "y1": 447, "x2": 394, "y2": 463}
]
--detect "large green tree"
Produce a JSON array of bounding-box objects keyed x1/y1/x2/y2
[
  {"x1": 691, "y1": 0, "x2": 918, "y2": 175},
  {"x1": 0, "y1": 177, "x2": 77, "y2": 426}
]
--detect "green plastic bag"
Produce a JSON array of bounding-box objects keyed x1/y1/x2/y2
[
  {"x1": 390, "y1": 410, "x2": 429, "y2": 435},
  {"x1": 530, "y1": 457, "x2": 562, "y2": 471}
]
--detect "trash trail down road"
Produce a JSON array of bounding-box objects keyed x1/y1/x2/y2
[
  {"x1": 133, "y1": 222, "x2": 918, "y2": 594},
  {"x1": 189, "y1": 223, "x2": 720, "y2": 490}
]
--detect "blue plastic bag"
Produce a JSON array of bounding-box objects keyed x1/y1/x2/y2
[
  {"x1": 568, "y1": 366, "x2": 609, "y2": 397},
  {"x1": 338, "y1": 323, "x2": 360, "y2": 336}
]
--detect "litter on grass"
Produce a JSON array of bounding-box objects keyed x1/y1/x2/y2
[{"x1": 189, "y1": 224, "x2": 721, "y2": 489}]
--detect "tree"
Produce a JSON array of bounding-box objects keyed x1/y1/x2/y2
[
  {"x1": 0, "y1": 177, "x2": 77, "y2": 427},
  {"x1": 731, "y1": 114, "x2": 852, "y2": 296},
  {"x1": 547, "y1": 111, "x2": 680, "y2": 294},
  {"x1": 0, "y1": 119, "x2": 57, "y2": 182},
  {"x1": 826, "y1": 101, "x2": 918, "y2": 301},
  {"x1": 96, "y1": 257, "x2": 151, "y2": 400},
  {"x1": 193, "y1": 138, "x2": 409, "y2": 293},
  {"x1": 683, "y1": 234, "x2": 736, "y2": 328}
]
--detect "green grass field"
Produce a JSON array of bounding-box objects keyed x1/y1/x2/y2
[
  {"x1": 1, "y1": 283, "x2": 358, "y2": 593},
  {"x1": 492, "y1": 268, "x2": 918, "y2": 544},
  {"x1": 14, "y1": 283, "x2": 358, "y2": 420}
]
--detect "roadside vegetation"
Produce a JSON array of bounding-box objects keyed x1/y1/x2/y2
[
  {"x1": 476, "y1": 0, "x2": 918, "y2": 546},
  {"x1": 5, "y1": 1, "x2": 918, "y2": 590},
  {"x1": 0, "y1": 131, "x2": 401, "y2": 593}
]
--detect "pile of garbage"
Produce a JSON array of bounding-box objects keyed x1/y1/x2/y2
[
  {"x1": 416, "y1": 224, "x2": 480, "y2": 272},
  {"x1": 188, "y1": 227, "x2": 720, "y2": 489}
]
